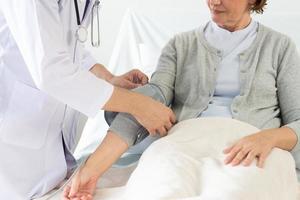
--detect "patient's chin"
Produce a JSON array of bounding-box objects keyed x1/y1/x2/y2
[{"x1": 123, "y1": 118, "x2": 298, "y2": 200}]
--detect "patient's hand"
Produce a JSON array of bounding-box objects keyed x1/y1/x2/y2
[
  {"x1": 62, "y1": 166, "x2": 98, "y2": 200},
  {"x1": 223, "y1": 129, "x2": 276, "y2": 168},
  {"x1": 223, "y1": 127, "x2": 297, "y2": 168}
]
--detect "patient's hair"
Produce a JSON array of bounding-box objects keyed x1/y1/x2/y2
[{"x1": 251, "y1": 0, "x2": 267, "y2": 14}]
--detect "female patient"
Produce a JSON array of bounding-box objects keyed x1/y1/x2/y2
[{"x1": 63, "y1": 0, "x2": 300, "y2": 199}]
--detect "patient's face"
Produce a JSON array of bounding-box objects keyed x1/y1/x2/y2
[{"x1": 206, "y1": 0, "x2": 255, "y2": 31}]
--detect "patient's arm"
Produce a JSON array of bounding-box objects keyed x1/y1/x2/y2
[
  {"x1": 63, "y1": 131, "x2": 128, "y2": 199},
  {"x1": 106, "y1": 84, "x2": 169, "y2": 146}
]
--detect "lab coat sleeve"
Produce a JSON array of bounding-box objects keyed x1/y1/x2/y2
[
  {"x1": 0, "y1": 0, "x2": 113, "y2": 117},
  {"x1": 81, "y1": 48, "x2": 98, "y2": 71}
]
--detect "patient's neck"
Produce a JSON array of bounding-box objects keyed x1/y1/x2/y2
[{"x1": 216, "y1": 14, "x2": 252, "y2": 32}]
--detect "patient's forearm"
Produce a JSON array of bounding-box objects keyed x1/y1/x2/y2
[{"x1": 83, "y1": 131, "x2": 129, "y2": 179}]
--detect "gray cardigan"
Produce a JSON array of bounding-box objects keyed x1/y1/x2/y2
[{"x1": 105, "y1": 23, "x2": 300, "y2": 171}]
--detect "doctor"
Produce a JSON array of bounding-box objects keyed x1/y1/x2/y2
[{"x1": 0, "y1": 0, "x2": 176, "y2": 199}]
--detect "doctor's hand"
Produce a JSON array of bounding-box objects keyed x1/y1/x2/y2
[
  {"x1": 223, "y1": 130, "x2": 277, "y2": 168},
  {"x1": 109, "y1": 69, "x2": 149, "y2": 89},
  {"x1": 90, "y1": 64, "x2": 148, "y2": 89},
  {"x1": 62, "y1": 166, "x2": 97, "y2": 200},
  {"x1": 103, "y1": 87, "x2": 176, "y2": 137},
  {"x1": 133, "y1": 97, "x2": 176, "y2": 137}
]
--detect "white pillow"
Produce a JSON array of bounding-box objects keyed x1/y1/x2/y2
[{"x1": 123, "y1": 118, "x2": 298, "y2": 200}]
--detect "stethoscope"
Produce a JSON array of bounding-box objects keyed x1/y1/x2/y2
[{"x1": 74, "y1": 0, "x2": 101, "y2": 47}]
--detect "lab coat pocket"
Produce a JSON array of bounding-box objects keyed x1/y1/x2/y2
[{"x1": 0, "y1": 81, "x2": 58, "y2": 149}]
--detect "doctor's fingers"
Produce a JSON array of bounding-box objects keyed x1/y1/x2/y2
[
  {"x1": 137, "y1": 71, "x2": 149, "y2": 85},
  {"x1": 147, "y1": 126, "x2": 166, "y2": 137},
  {"x1": 128, "y1": 69, "x2": 149, "y2": 84},
  {"x1": 157, "y1": 127, "x2": 168, "y2": 137},
  {"x1": 140, "y1": 74, "x2": 149, "y2": 85},
  {"x1": 170, "y1": 113, "x2": 177, "y2": 124},
  {"x1": 165, "y1": 121, "x2": 174, "y2": 131},
  {"x1": 155, "y1": 118, "x2": 175, "y2": 136},
  {"x1": 159, "y1": 111, "x2": 176, "y2": 129}
]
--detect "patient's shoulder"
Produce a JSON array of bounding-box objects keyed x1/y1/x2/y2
[{"x1": 258, "y1": 23, "x2": 296, "y2": 49}]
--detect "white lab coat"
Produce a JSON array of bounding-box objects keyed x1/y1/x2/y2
[{"x1": 0, "y1": 0, "x2": 113, "y2": 199}]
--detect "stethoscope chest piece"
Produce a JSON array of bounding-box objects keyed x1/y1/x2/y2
[{"x1": 76, "y1": 26, "x2": 88, "y2": 43}]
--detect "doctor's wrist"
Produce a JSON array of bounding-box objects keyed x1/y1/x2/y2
[{"x1": 90, "y1": 63, "x2": 114, "y2": 81}]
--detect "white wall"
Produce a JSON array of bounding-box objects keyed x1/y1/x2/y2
[{"x1": 86, "y1": 0, "x2": 300, "y2": 69}]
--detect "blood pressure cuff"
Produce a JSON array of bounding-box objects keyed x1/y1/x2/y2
[{"x1": 104, "y1": 83, "x2": 167, "y2": 146}]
